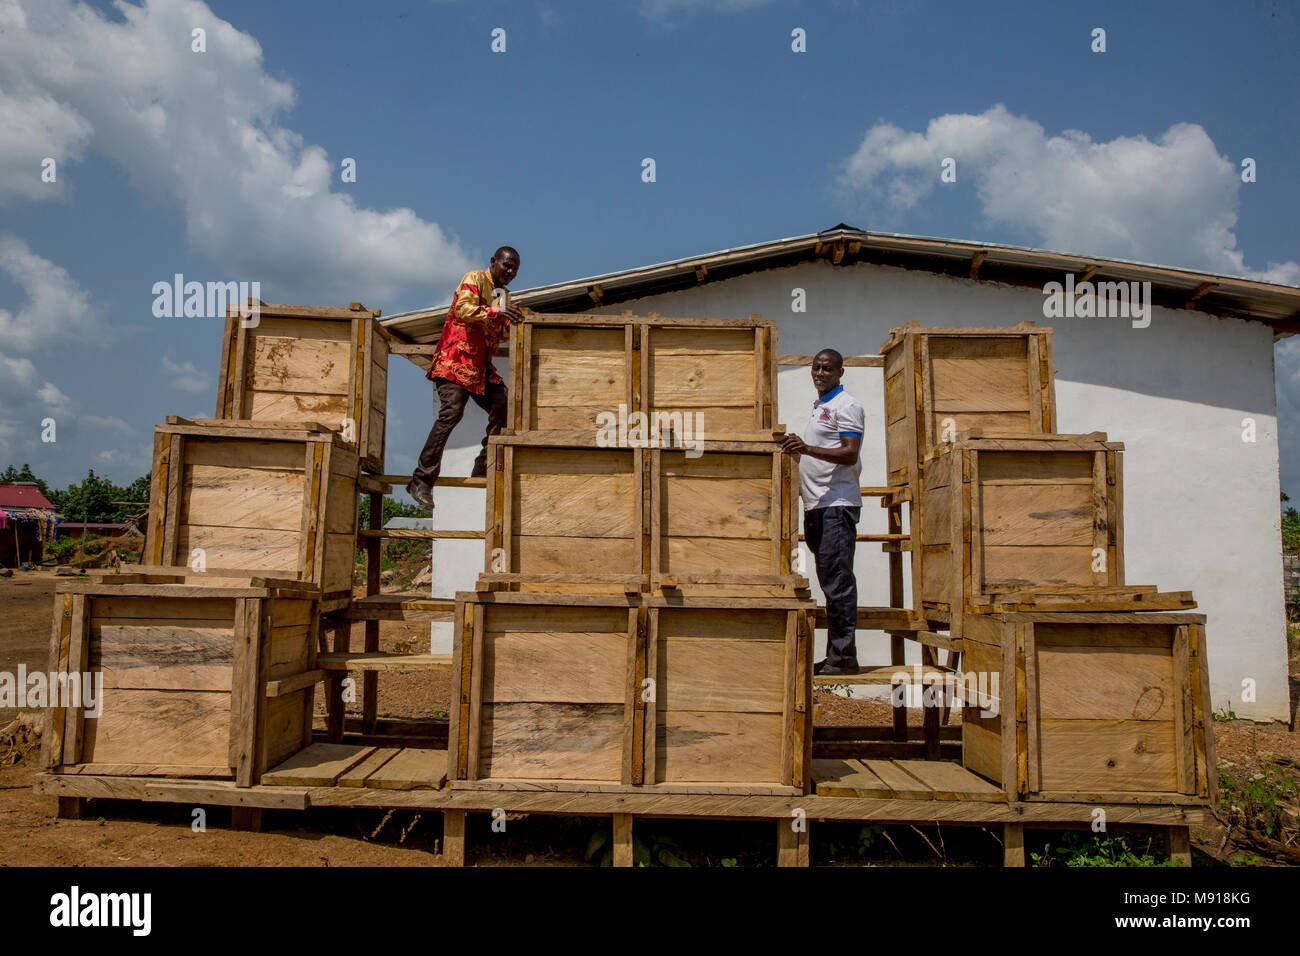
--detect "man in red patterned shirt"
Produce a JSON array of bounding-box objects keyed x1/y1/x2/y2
[{"x1": 408, "y1": 247, "x2": 524, "y2": 508}]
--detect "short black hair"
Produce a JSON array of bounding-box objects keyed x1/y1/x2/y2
[
  {"x1": 492, "y1": 246, "x2": 519, "y2": 261},
  {"x1": 814, "y1": 348, "x2": 844, "y2": 369}
]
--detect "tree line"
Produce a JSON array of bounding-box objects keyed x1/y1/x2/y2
[{"x1": 1, "y1": 463, "x2": 151, "y2": 524}]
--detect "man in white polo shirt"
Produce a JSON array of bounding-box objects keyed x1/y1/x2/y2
[{"x1": 781, "y1": 348, "x2": 864, "y2": 676}]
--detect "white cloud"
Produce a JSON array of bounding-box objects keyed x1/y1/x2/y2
[
  {"x1": 0, "y1": 0, "x2": 473, "y2": 303},
  {"x1": 84, "y1": 415, "x2": 135, "y2": 436},
  {"x1": 0, "y1": 350, "x2": 74, "y2": 459},
  {"x1": 839, "y1": 104, "x2": 1300, "y2": 285},
  {"x1": 0, "y1": 87, "x2": 94, "y2": 203},
  {"x1": 641, "y1": 0, "x2": 773, "y2": 17},
  {"x1": 161, "y1": 353, "x2": 211, "y2": 394},
  {"x1": 0, "y1": 233, "x2": 98, "y2": 351}
]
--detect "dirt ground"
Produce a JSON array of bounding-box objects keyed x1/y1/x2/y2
[{"x1": 2, "y1": 571, "x2": 1297, "y2": 866}]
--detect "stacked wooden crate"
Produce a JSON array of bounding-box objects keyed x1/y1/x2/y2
[
  {"x1": 451, "y1": 312, "x2": 816, "y2": 793},
  {"x1": 44, "y1": 301, "x2": 384, "y2": 785},
  {"x1": 880, "y1": 321, "x2": 1214, "y2": 802}
]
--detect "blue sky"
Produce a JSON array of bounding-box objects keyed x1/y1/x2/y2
[{"x1": 2, "y1": 0, "x2": 1298, "y2": 494}]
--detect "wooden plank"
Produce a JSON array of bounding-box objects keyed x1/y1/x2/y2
[
  {"x1": 84, "y1": 688, "x2": 231, "y2": 769},
  {"x1": 811, "y1": 757, "x2": 893, "y2": 797},
  {"x1": 657, "y1": 712, "x2": 783, "y2": 784},
  {"x1": 443, "y1": 809, "x2": 466, "y2": 866},
  {"x1": 466, "y1": 603, "x2": 485, "y2": 780},
  {"x1": 317, "y1": 652, "x2": 451, "y2": 672},
  {"x1": 261, "y1": 742, "x2": 374, "y2": 787},
  {"x1": 230, "y1": 598, "x2": 261, "y2": 786},
  {"x1": 613, "y1": 813, "x2": 634, "y2": 868},
  {"x1": 1024, "y1": 622, "x2": 1040, "y2": 792},
  {"x1": 1193, "y1": 623, "x2": 1217, "y2": 801},
  {"x1": 644, "y1": 607, "x2": 659, "y2": 782},
  {"x1": 254, "y1": 599, "x2": 277, "y2": 778},
  {"x1": 363, "y1": 748, "x2": 448, "y2": 790},
  {"x1": 231, "y1": 317, "x2": 249, "y2": 417},
  {"x1": 779, "y1": 354, "x2": 882, "y2": 368},
  {"x1": 781, "y1": 611, "x2": 795, "y2": 787},
  {"x1": 1004, "y1": 822, "x2": 1025, "y2": 866},
  {"x1": 41, "y1": 594, "x2": 73, "y2": 769},
  {"x1": 1038, "y1": 720, "x2": 1179, "y2": 793},
  {"x1": 1172, "y1": 626, "x2": 1194, "y2": 794},
  {"x1": 893, "y1": 759, "x2": 1004, "y2": 800},
  {"x1": 481, "y1": 702, "x2": 624, "y2": 781},
  {"x1": 338, "y1": 747, "x2": 400, "y2": 787},
  {"x1": 163, "y1": 434, "x2": 184, "y2": 565},
  {"x1": 484, "y1": 631, "x2": 626, "y2": 704},
  {"x1": 859, "y1": 759, "x2": 933, "y2": 797},
  {"x1": 59, "y1": 596, "x2": 90, "y2": 764},
  {"x1": 264, "y1": 669, "x2": 326, "y2": 697},
  {"x1": 622, "y1": 607, "x2": 643, "y2": 786},
  {"x1": 776, "y1": 817, "x2": 810, "y2": 867}
]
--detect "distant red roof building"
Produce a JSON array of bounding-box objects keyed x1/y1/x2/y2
[{"x1": 0, "y1": 482, "x2": 55, "y2": 510}]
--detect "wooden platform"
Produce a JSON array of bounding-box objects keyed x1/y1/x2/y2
[
  {"x1": 32, "y1": 751, "x2": 1206, "y2": 825},
  {"x1": 812, "y1": 758, "x2": 1002, "y2": 801},
  {"x1": 261, "y1": 743, "x2": 448, "y2": 790}
]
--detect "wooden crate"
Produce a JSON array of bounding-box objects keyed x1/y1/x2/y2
[
  {"x1": 448, "y1": 593, "x2": 813, "y2": 793},
  {"x1": 145, "y1": 419, "x2": 358, "y2": 597},
  {"x1": 881, "y1": 322, "x2": 1055, "y2": 488},
  {"x1": 960, "y1": 611, "x2": 1215, "y2": 802},
  {"x1": 508, "y1": 312, "x2": 778, "y2": 439},
  {"x1": 41, "y1": 575, "x2": 322, "y2": 786},
  {"x1": 646, "y1": 603, "x2": 812, "y2": 790},
  {"x1": 917, "y1": 433, "x2": 1123, "y2": 637},
  {"x1": 216, "y1": 301, "x2": 389, "y2": 473},
  {"x1": 477, "y1": 435, "x2": 806, "y2": 596},
  {"x1": 480, "y1": 436, "x2": 643, "y2": 594}
]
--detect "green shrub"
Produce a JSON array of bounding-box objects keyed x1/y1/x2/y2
[{"x1": 1030, "y1": 832, "x2": 1177, "y2": 867}]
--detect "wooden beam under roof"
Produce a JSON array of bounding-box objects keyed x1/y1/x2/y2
[
  {"x1": 969, "y1": 250, "x2": 987, "y2": 279},
  {"x1": 1185, "y1": 281, "x2": 1218, "y2": 309}
]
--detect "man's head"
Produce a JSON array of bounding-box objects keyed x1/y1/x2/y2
[
  {"x1": 490, "y1": 246, "x2": 520, "y2": 287},
  {"x1": 811, "y1": 348, "x2": 844, "y2": 396}
]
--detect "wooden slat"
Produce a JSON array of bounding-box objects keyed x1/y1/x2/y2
[
  {"x1": 363, "y1": 748, "x2": 448, "y2": 790},
  {"x1": 338, "y1": 747, "x2": 400, "y2": 787},
  {"x1": 262, "y1": 742, "x2": 374, "y2": 787},
  {"x1": 317, "y1": 652, "x2": 452, "y2": 671}
]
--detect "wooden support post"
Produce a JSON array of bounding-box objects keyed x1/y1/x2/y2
[
  {"x1": 56, "y1": 796, "x2": 84, "y2": 820},
  {"x1": 364, "y1": 490, "x2": 381, "y2": 731},
  {"x1": 887, "y1": 501, "x2": 909, "y2": 743},
  {"x1": 613, "y1": 814, "x2": 634, "y2": 868},
  {"x1": 1003, "y1": 822, "x2": 1025, "y2": 867},
  {"x1": 887, "y1": 630, "x2": 908, "y2": 743},
  {"x1": 230, "y1": 807, "x2": 264, "y2": 832},
  {"x1": 923, "y1": 674, "x2": 941, "y2": 762},
  {"x1": 326, "y1": 616, "x2": 346, "y2": 743},
  {"x1": 777, "y1": 818, "x2": 810, "y2": 867},
  {"x1": 443, "y1": 809, "x2": 467, "y2": 867},
  {"x1": 1167, "y1": 825, "x2": 1192, "y2": 867}
]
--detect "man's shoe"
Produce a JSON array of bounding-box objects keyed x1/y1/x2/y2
[
  {"x1": 406, "y1": 479, "x2": 435, "y2": 510},
  {"x1": 814, "y1": 660, "x2": 860, "y2": 676}
]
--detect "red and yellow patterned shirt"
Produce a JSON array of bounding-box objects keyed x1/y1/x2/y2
[{"x1": 427, "y1": 269, "x2": 509, "y2": 394}]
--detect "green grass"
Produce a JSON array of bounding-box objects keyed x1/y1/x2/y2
[
  {"x1": 1030, "y1": 832, "x2": 1179, "y2": 867},
  {"x1": 1218, "y1": 767, "x2": 1298, "y2": 839}
]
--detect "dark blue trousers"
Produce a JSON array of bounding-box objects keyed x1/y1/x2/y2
[{"x1": 804, "y1": 505, "x2": 860, "y2": 667}]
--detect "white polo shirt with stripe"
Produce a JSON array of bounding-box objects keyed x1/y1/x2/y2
[{"x1": 798, "y1": 384, "x2": 865, "y2": 511}]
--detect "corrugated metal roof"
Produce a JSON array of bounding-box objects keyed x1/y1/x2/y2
[
  {"x1": 0, "y1": 483, "x2": 55, "y2": 510},
  {"x1": 381, "y1": 225, "x2": 1300, "y2": 344}
]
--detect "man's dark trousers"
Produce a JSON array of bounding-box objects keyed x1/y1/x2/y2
[
  {"x1": 804, "y1": 505, "x2": 860, "y2": 667},
  {"x1": 412, "y1": 377, "x2": 508, "y2": 488}
]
